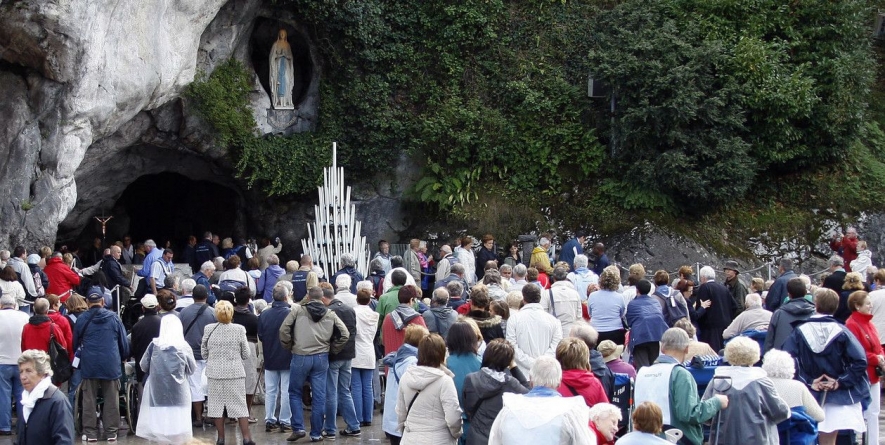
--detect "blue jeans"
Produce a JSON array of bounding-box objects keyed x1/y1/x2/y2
[
  {"x1": 265, "y1": 369, "x2": 292, "y2": 426},
  {"x1": 289, "y1": 353, "x2": 328, "y2": 438},
  {"x1": 351, "y1": 367, "x2": 374, "y2": 423},
  {"x1": 67, "y1": 369, "x2": 82, "y2": 408},
  {"x1": 0, "y1": 365, "x2": 22, "y2": 432},
  {"x1": 324, "y1": 359, "x2": 359, "y2": 434}
]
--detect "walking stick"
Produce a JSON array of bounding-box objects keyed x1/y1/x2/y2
[{"x1": 710, "y1": 375, "x2": 733, "y2": 445}]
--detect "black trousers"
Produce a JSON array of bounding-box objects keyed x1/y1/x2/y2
[{"x1": 632, "y1": 341, "x2": 660, "y2": 371}]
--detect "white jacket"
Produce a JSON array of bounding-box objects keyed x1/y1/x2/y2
[
  {"x1": 488, "y1": 392, "x2": 594, "y2": 445},
  {"x1": 506, "y1": 303, "x2": 563, "y2": 375},
  {"x1": 352, "y1": 305, "x2": 379, "y2": 370},
  {"x1": 455, "y1": 246, "x2": 476, "y2": 285},
  {"x1": 397, "y1": 366, "x2": 462, "y2": 444},
  {"x1": 541, "y1": 281, "x2": 583, "y2": 335}
]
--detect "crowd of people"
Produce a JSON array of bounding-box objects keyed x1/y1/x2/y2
[{"x1": 0, "y1": 226, "x2": 881, "y2": 444}]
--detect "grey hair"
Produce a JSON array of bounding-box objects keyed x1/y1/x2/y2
[
  {"x1": 181, "y1": 278, "x2": 196, "y2": 294},
  {"x1": 0, "y1": 250, "x2": 9, "y2": 261},
  {"x1": 699, "y1": 266, "x2": 715, "y2": 281},
  {"x1": 268, "y1": 254, "x2": 280, "y2": 266},
  {"x1": 446, "y1": 281, "x2": 464, "y2": 298},
  {"x1": 539, "y1": 237, "x2": 550, "y2": 247},
  {"x1": 0, "y1": 294, "x2": 16, "y2": 308},
  {"x1": 724, "y1": 336, "x2": 761, "y2": 367},
  {"x1": 512, "y1": 264, "x2": 527, "y2": 278},
  {"x1": 144, "y1": 239, "x2": 157, "y2": 248},
  {"x1": 335, "y1": 273, "x2": 352, "y2": 290},
  {"x1": 440, "y1": 245, "x2": 452, "y2": 255},
  {"x1": 483, "y1": 270, "x2": 502, "y2": 285},
  {"x1": 356, "y1": 280, "x2": 374, "y2": 293},
  {"x1": 340, "y1": 253, "x2": 356, "y2": 267},
  {"x1": 530, "y1": 355, "x2": 562, "y2": 389},
  {"x1": 588, "y1": 402, "x2": 622, "y2": 423},
  {"x1": 499, "y1": 264, "x2": 512, "y2": 273},
  {"x1": 574, "y1": 254, "x2": 589, "y2": 269},
  {"x1": 33, "y1": 298, "x2": 49, "y2": 315},
  {"x1": 273, "y1": 285, "x2": 289, "y2": 302},
  {"x1": 370, "y1": 258, "x2": 384, "y2": 271},
  {"x1": 164, "y1": 274, "x2": 180, "y2": 290},
  {"x1": 660, "y1": 328, "x2": 690, "y2": 353},
  {"x1": 552, "y1": 266, "x2": 569, "y2": 281},
  {"x1": 506, "y1": 291, "x2": 523, "y2": 310},
  {"x1": 432, "y1": 287, "x2": 450, "y2": 306},
  {"x1": 569, "y1": 322, "x2": 599, "y2": 349},
  {"x1": 762, "y1": 349, "x2": 796, "y2": 379},
  {"x1": 18, "y1": 350, "x2": 53, "y2": 377},
  {"x1": 213, "y1": 257, "x2": 225, "y2": 270},
  {"x1": 828, "y1": 255, "x2": 844, "y2": 268},
  {"x1": 779, "y1": 258, "x2": 794, "y2": 270},
  {"x1": 451, "y1": 263, "x2": 465, "y2": 275},
  {"x1": 275, "y1": 280, "x2": 293, "y2": 296},
  {"x1": 745, "y1": 293, "x2": 762, "y2": 308},
  {"x1": 799, "y1": 274, "x2": 811, "y2": 293}
]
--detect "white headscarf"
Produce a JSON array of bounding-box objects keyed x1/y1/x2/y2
[{"x1": 154, "y1": 315, "x2": 190, "y2": 351}]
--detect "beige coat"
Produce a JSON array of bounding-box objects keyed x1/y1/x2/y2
[{"x1": 397, "y1": 366, "x2": 462, "y2": 444}]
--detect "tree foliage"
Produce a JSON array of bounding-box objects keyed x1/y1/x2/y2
[{"x1": 589, "y1": 0, "x2": 874, "y2": 208}]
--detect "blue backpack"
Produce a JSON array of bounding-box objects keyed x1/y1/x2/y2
[
  {"x1": 776, "y1": 406, "x2": 818, "y2": 445},
  {"x1": 218, "y1": 279, "x2": 246, "y2": 294}
]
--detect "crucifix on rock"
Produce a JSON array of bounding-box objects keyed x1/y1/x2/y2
[{"x1": 94, "y1": 213, "x2": 113, "y2": 244}]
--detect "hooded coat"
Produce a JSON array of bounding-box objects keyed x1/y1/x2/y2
[
  {"x1": 462, "y1": 368, "x2": 530, "y2": 445},
  {"x1": 279, "y1": 300, "x2": 349, "y2": 356},
  {"x1": 73, "y1": 306, "x2": 130, "y2": 380},
  {"x1": 44, "y1": 257, "x2": 80, "y2": 299},
  {"x1": 382, "y1": 344, "x2": 418, "y2": 437},
  {"x1": 257, "y1": 264, "x2": 284, "y2": 303},
  {"x1": 557, "y1": 369, "x2": 608, "y2": 408},
  {"x1": 466, "y1": 310, "x2": 505, "y2": 343},
  {"x1": 396, "y1": 366, "x2": 463, "y2": 444},
  {"x1": 382, "y1": 305, "x2": 427, "y2": 356},
  {"x1": 762, "y1": 298, "x2": 815, "y2": 353},
  {"x1": 701, "y1": 366, "x2": 790, "y2": 445},
  {"x1": 423, "y1": 306, "x2": 458, "y2": 339},
  {"x1": 21, "y1": 315, "x2": 68, "y2": 356}
]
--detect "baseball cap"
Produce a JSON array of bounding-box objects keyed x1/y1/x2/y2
[
  {"x1": 27, "y1": 254, "x2": 41, "y2": 265},
  {"x1": 86, "y1": 286, "x2": 104, "y2": 302},
  {"x1": 141, "y1": 294, "x2": 159, "y2": 309}
]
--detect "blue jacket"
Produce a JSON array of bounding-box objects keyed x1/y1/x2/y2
[
  {"x1": 592, "y1": 254, "x2": 610, "y2": 275},
  {"x1": 765, "y1": 270, "x2": 796, "y2": 311},
  {"x1": 782, "y1": 315, "x2": 870, "y2": 408},
  {"x1": 136, "y1": 248, "x2": 163, "y2": 278},
  {"x1": 559, "y1": 238, "x2": 583, "y2": 270},
  {"x1": 73, "y1": 306, "x2": 130, "y2": 380},
  {"x1": 332, "y1": 266, "x2": 364, "y2": 294},
  {"x1": 258, "y1": 300, "x2": 293, "y2": 371},
  {"x1": 16, "y1": 384, "x2": 73, "y2": 444},
  {"x1": 257, "y1": 265, "x2": 284, "y2": 303},
  {"x1": 194, "y1": 240, "x2": 219, "y2": 268},
  {"x1": 192, "y1": 271, "x2": 217, "y2": 306},
  {"x1": 625, "y1": 295, "x2": 668, "y2": 351}
]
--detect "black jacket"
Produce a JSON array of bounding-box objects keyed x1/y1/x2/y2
[
  {"x1": 328, "y1": 299, "x2": 357, "y2": 361},
  {"x1": 258, "y1": 301, "x2": 294, "y2": 371},
  {"x1": 100, "y1": 255, "x2": 129, "y2": 289},
  {"x1": 763, "y1": 298, "x2": 815, "y2": 353},
  {"x1": 467, "y1": 310, "x2": 505, "y2": 344},
  {"x1": 590, "y1": 350, "x2": 614, "y2": 399},
  {"x1": 15, "y1": 384, "x2": 74, "y2": 445},
  {"x1": 463, "y1": 368, "x2": 530, "y2": 445},
  {"x1": 194, "y1": 240, "x2": 219, "y2": 270},
  {"x1": 129, "y1": 310, "x2": 162, "y2": 382}
]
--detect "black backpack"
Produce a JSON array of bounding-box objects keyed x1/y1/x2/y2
[{"x1": 653, "y1": 288, "x2": 689, "y2": 326}]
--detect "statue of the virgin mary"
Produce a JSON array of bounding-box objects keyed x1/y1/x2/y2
[{"x1": 269, "y1": 29, "x2": 295, "y2": 109}]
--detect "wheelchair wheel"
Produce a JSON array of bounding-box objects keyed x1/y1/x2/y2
[{"x1": 127, "y1": 380, "x2": 139, "y2": 433}]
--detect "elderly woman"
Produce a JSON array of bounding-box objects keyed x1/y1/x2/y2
[
  {"x1": 137, "y1": 316, "x2": 196, "y2": 444},
  {"x1": 588, "y1": 402, "x2": 622, "y2": 445},
  {"x1": 837, "y1": 271, "x2": 866, "y2": 322},
  {"x1": 845, "y1": 290, "x2": 884, "y2": 445},
  {"x1": 201, "y1": 300, "x2": 254, "y2": 445},
  {"x1": 784, "y1": 288, "x2": 869, "y2": 445},
  {"x1": 614, "y1": 401, "x2": 671, "y2": 445},
  {"x1": 16, "y1": 350, "x2": 74, "y2": 444},
  {"x1": 488, "y1": 355, "x2": 593, "y2": 445},
  {"x1": 702, "y1": 337, "x2": 790, "y2": 444},
  {"x1": 555, "y1": 337, "x2": 608, "y2": 408},
  {"x1": 722, "y1": 293, "x2": 772, "y2": 339},
  {"x1": 674, "y1": 318, "x2": 717, "y2": 362},
  {"x1": 0, "y1": 266, "x2": 26, "y2": 310},
  {"x1": 761, "y1": 350, "x2": 824, "y2": 422},
  {"x1": 383, "y1": 324, "x2": 429, "y2": 445},
  {"x1": 397, "y1": 333, "x2": 463, "y2": 444},
  {"x1": 463, "y1": 339, "x2": 530, "y2": 445},
  {"x1": 587, "y1": 266, "x2": 627, "y2": 345}
]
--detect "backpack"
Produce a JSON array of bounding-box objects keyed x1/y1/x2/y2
[
  {"x1": 48, "y1": 322, "x2": 73, "y2": 384},
  {"x1": 218, "y1": 279, "x2": 246, "y2": 294},
  {"x1": 32, "y1": 271, "x2": 45, "y2": 298},
  {"x1": 776, "y1": 406, "x2": 818, "y2": 445},
  {"x1": 369, "y1": 274, "x2": 385, "y2": 297},
  {"x1": 653, "y1": 288, "x2": 689, "y2": 327}
]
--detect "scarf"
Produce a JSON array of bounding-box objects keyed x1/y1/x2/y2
[
  {"x1": 390, "y1": 304, "x2": 420, "y2": 330},
  {"x1": 21, "y1": 376, "x2": 52, "y2": 423}
]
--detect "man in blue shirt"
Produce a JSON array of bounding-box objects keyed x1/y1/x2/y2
[{"x1": 559, "y1": 230, "x2": 586, "y2": 270}]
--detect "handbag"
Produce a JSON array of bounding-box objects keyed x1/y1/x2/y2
[{"x1": 48, "y1": 322, "x2": 73, "y2": 384}]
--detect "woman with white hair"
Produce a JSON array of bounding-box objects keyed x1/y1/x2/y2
[
  {"x1": 761, "y1": 349, "x2": 824, "y2": 421},
  {"x1": 722, "y1": 293, "x2": 772, "y2": 339},
  {"x1": 16, "y1": 349, "x2": 74, "y2": 444},
  {"x1": 702, "y1": 337, "x2": 790, "y2": 444},
  {"x1": 487, "y1": 356, "x2": 593, "y2": 445},
  {"x1": 588, "y1": 402, "x2": 622, "y2": 445},
  {"x1": 137, "y1": 315, "x2": 197, "y2": 444}
]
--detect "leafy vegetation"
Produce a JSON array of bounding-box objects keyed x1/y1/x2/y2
[{"x1": 190, "y1": 0, "x2": 884, "y2": 241}]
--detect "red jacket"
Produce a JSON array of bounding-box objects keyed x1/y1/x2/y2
[
  {"x1": 846, "y1": 311, "x2": 884, "y2": 384},
  {"x1": 44, "y1": 257, "x2": 80, "y2": 301},
  {"x1": 21, "y1": 317, "x2": 69, "y2": 356},
  {"x1": 557, "y1": 368, "x2": 609, "y2": 408},
  {"x1": 381, "y1": 311, "x2": 427, "y2": 358},
  {"x1": 48, "y1": 310, "x2": 74, "y2": 359},
  {"x1": 830, "y1": 237, "x2": 859, "y2": 272}
]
